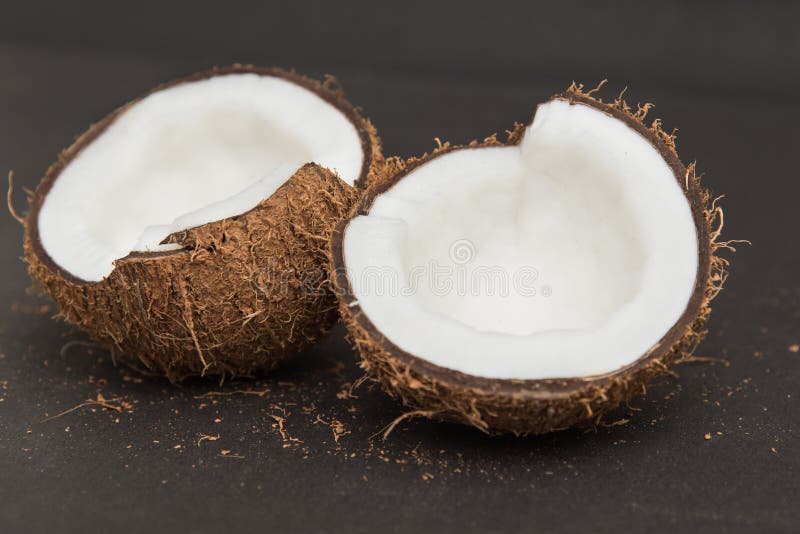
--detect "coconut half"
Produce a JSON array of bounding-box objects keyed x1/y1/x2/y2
[
  {"x1": 24, "y1": 65, "x2": 382, "y2": 380},
  {"x1": 331, "y1": 84, "x2": 728, "y2": 434}
]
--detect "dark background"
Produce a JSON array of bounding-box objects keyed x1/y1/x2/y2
[{"x1": 1, "y1": 1, "x2": 798, "y2": 532}]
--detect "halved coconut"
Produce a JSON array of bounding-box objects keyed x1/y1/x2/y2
[
  {"x1": 331, "y1": 84, "x2": 728, "y2": 435},
  {"x1": 24, "y1": 65, "x2": 382, "y2": 380}
]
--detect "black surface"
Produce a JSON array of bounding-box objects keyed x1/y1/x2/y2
[{"x1": 1, "y1": 2, "x2": 798, "y2": 533}]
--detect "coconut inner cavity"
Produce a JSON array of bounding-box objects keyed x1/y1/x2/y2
[
  {"x1": 343, "y1": 99, "x2": 698, "y2": 380},
  {"x1": 38, "y1": 73, "x2": 364, "y2": 282}
]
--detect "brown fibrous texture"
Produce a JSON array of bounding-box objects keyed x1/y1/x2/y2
[
  {"x1": 27, "y1": 164, "x2": 357, "y2": 381},
  {"x1": 331, "y1": 82, "x2": 736, "y2": 435},
  {"x1": 22, "y1": 65, "x2": 377, "y2": 381}
]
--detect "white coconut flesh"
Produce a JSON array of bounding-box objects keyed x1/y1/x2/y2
[
  {"x1": 38, "y1": 73, "x2": 364, "y2": 282},
  {"x1": 343, "y1": 99, "x2": 698, "y2": 380}
]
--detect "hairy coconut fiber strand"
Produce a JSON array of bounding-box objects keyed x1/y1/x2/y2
[
  {"x1": 27, "y1": 163, "x2": 358, "y2": 381},
  {"x1": 331, "y1": 83, "x2": 734, "y2": 435},
  {"x1": 21, "y1": 65, "x2": 383, "y2": 380}
]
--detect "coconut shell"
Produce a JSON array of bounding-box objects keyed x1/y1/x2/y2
[
  {"x1": 330, "y1": 83, "x2": 731, "y2": 435},
  {"x1": 23, "y1": 65, "x2": 379, "y2": 381}
]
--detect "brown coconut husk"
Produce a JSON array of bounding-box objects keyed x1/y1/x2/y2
[
  {"x1": 22, "y1": 65, "x2": 379, "y2": 381},
  {"x1": 330, "y1": 82, "x2": 733, "y2": 435}
]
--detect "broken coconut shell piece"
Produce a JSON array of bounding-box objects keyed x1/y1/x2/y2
[
  {"x1": 23, "y1": 65, "x2": 382, "y2": 380},
  {"x1": 331, "y1": 83, "x2": 731, "y2": 435}
]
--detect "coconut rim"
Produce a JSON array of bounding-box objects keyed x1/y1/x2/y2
[
  {"x1": 25, "y1": 64, "x2": 377, "y2": 286},
  {"x1": 331, "y1": 89, "x2": 712, "y2": 400}
]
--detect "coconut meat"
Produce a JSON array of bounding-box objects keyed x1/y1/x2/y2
[
  {"x1": 38, "y1": 73, "x2": 364, "y2": 282},
  {"x1": 343, "y1": 99, "x2": 698, "y2": 380}
]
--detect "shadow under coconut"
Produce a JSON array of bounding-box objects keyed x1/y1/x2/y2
[
  {"x1": 118, "y1": 321, "x2": 689, "y2": 451},
  {"x1": 318, "y1": 340, "x2": 690, "y2": 463},
  {"x1": 9, "y1": 293, "x2": 691, "y2": 481},
  {"x1": 365, "y1": 395, "x2": 668, "y2": 449}
]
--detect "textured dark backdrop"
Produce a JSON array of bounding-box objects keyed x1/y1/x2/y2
[{"x1": 1, "y1": 1, "x2": 798, "y2": 533}]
